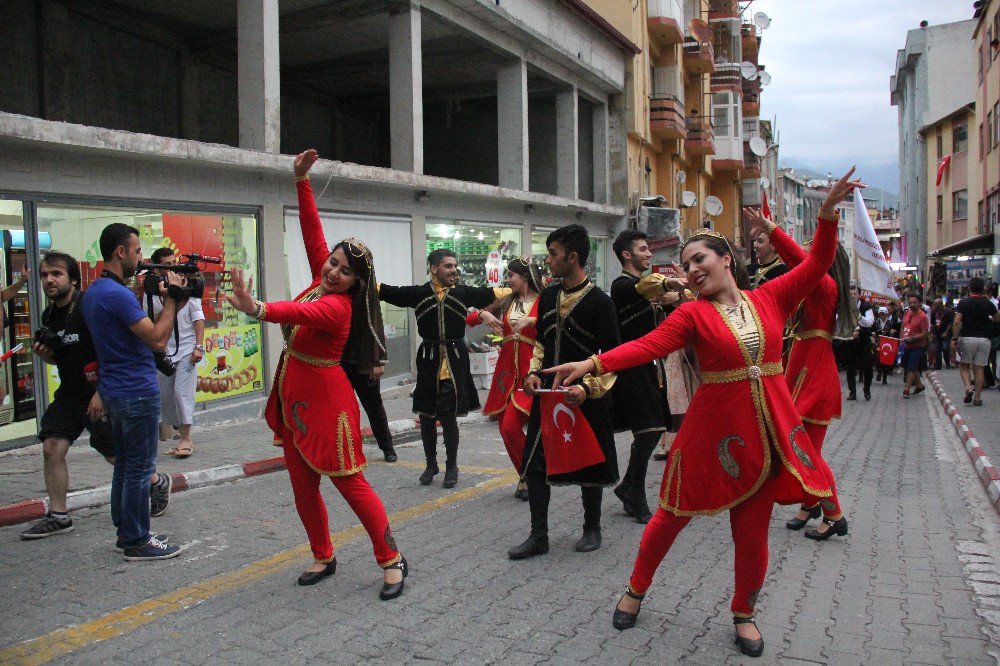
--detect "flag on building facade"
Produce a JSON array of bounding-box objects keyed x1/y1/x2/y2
[
  {"x1": 936, "y1": 155, "x2": 951, "y2": 187},
  {"x1": 852, "y1": 188, "x2": 897, "y2": 301}
]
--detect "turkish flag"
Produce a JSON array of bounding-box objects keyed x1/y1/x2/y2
[
  {"x1": 539, "y1": 392, "x2": 605, "y2": 475},
  {"x1": 877, "y1": 336, "x2": 900, "y2": 366},
  {"x1": 936, "y1": 155, "x2": 951, "y2": 187},
  {"x1": 761, "y1": 189, "x2": 772, "y2": 221}
]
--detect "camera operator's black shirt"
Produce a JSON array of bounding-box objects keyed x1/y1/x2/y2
[{"x1": 42, "y1": 293, "x2": 98, "y2": 402}]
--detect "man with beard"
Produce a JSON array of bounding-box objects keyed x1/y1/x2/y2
[
  {"x1": 510, "y1": 224, "x2": 620, "y2": 558},
  {"x1": 21, "y1": 252, "x2": 173, "y2": 542},
  {"x1": 82, "y1": 224, "x2": 185, "y2": 560},
  {"x1": 608, "y1": 230, "x2": 681, "y2": 523},
  {"x1": 379, "y1": 250, "x2": 510, "y2": 488}
]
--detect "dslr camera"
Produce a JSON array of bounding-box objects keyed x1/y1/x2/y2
[
  {"x1": 139, "y1": 252, "x2": 222, "y2": 301},
  {"x1": 34, "y1": 326, "x2": 62, "y2": 350}
]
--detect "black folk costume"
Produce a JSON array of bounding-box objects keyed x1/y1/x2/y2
[
  {"x1": 516, "y1": 278, "x2": 621, "y2": 553},
  {"x1": 378, "y1": 281, "x2": 509, "y2": 484},
  {"x1": 609, "y1": 271, "x2": 673, "y2": 523},
  {"x1": 748, "y1": 256, "x2": 790, "y2": 289}
]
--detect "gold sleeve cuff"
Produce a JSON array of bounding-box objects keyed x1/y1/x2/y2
[
  {"x1": 529, "y1": 341, "x2": 545, "y2": 374},
  {"x1": 590, "y1": 354, "x2": 605, "y2": 375},
  {"x1": 817, "y1": 211, "x2": 840, "y2": 223},
  {"x1": 582, "y1": 371, "x2": 616, "y2": 399},
  {"x1": 635, "y1": 273, "x2": 668, "y2": 300},
  {"x1": 295, "y1": 174, "x2": 310, "y2": 182},
  {"x1": 492, "y1": 287, "x2": 513, "y2": 302}
]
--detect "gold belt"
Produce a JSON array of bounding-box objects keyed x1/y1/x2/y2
[
  {"x1": 286, "y1": 349, "x2": 342, "y2": 367},
  {"x1": 501, "y1": 334, "x2": 536, "y2": 345},
  {"x1": 700, "y1": 361, "x2": 784, "y2": 384},
  {"x1": 794, "y1": 329, "x2": 833, "y2": 342}
]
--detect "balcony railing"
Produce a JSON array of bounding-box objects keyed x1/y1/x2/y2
[
  {"x1": 686, "y1": 115, "x2": 715, "y2": 155},
  {"x1": 682, "y1": 39, "x2": 715, "y2": 74},
  {"x1": 742, "y1": 91, "x2": 760, "y2": 114},
  {"x1": 648, "y1": 0, "x2": 685, "y2": 45},
  {"x1": 650, "y1": 95, "x2": 687, "y2": 140},
  {"x1": 710, "y1": 62, "x2": 741, "y2": 91},
  {"x1": 709, "y1": 0, "x2": 739, "y2": 18}
]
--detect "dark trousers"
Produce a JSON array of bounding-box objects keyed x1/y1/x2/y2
[
  {"x1": 618, "y1": 431, "x2": 661, "y2": 505},
  {"x1": 846, "y1": 354, "x2": 873, "y2": 394},
  {"x1": 343, "y1": 363, "x2": 393, "y2": 450},
  {"x1": 419, "y1": 380, "x2": 459, "y2": 467},
  {"x1": 524, "y1": 434, "x2": 602, "y2": 537}
]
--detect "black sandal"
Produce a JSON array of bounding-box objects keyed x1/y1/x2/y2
[
  {"x1": 612, "y1": 587, "x2": 645, "y2": 630},
  {"x1": 734, "y1": 617, "x2": 764, "y2": 657}
]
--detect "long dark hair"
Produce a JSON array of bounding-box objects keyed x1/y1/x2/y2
[
  {"x1": 829, "y1": 244, "x2": 859, "y2": 338},
  {"x1": 335, "y1": 238, "x2": 387, "y2": 374},
  {"x1": 682, "y1": 232, "x2": 751, "y2": 291}
]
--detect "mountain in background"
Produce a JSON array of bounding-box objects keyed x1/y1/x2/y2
[{"x1": 780, "y1": 159, "x2": 899, "y2": 210}]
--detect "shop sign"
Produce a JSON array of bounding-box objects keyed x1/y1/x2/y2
[
  {"x1": 946, "y1": 258, "x2": 988, "y2": 289},
  {"x1": 485, "y1": 249, "x2": 504, "y2": 287},
  {"x1": 196, "y1": 325, "x2": 264, "y2": 400}
]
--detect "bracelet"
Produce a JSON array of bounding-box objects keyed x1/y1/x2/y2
[
  {"x1": 193, "y1": 345, "x2": 204, "y2": 352},
  {"x1": 251, "y1": 300, "x2": 267, "y2": 320},
  {"x1": 295, "y1": 174, "x2": 310, "y2": 182}
]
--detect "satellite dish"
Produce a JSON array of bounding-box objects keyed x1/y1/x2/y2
[
  {"x1": 759, "y1": 71, "x2": 772, "y2": 86},
  {"x1": 681, "y1": 190, "x2": 697, "y2": 208},
  {"x1": 675, "y1": 171, "x2": 687, "y2": 184},
  {"x1": 760, "y1": 176, "x2": 771, "y2": 190},
  {"x1": 806, "y1": 179, "x2": 822, "y2": 189},
  {"x1": 749, "y1": 137, "x2": 767, "y2": 157},
  {"x1": 704, "y1": 196, "x2": 723, "y2": 217},
  {"x1": 740, "y1": 62, "x2": 758, "y2": 80},
  {"x1": 753, "y1": 12, "x2": 771, "y2": 29}
]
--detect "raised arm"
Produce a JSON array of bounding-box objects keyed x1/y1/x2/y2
[
  {"x1": 261, "y1": 295, "x2": 350, "y2": 332},
  {"x1": 744, "y1": 207, "x2": 807, "y2": 267},
  {"x1": 294, "y1": 150, "x2": 330, "y2": 279}
]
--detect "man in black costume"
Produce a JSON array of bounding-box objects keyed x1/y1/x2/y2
[
  {"x1": 510, "y1": 224, "x2": 620, "y2": 559},
  {"x1": 845, "y1": 284, "x2": 875, "y2": 401},
  {"x1": 608, "y1": 230, "x2": 680, "y2": 524},
  {"x1": 748, "y1": 226, "x2": 789, "y2": 288},
  {"x1": 379, "y1": 250, "x2": 510, "y2": 488}
]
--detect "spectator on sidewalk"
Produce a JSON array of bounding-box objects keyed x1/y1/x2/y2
[
  {"x1": 83, "y1": 223, "x2": 185, "y2": 561},
  {"x1": 147, "y1": 248, "x2": 204, "y2": 459},
  {"x1": 951, "y1": 277, "x2": 1000, "y2": 407},
  {"x1": 901, "y1": 293, "x2": 929, "y2": 399}
]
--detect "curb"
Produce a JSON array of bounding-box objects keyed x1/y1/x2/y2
[
  {"x1": 927, "y1": 372, "x2": 1000, "y2": 517},
  {"x1": 0, "y1": 413, "x2": 490, "y2": 528}
]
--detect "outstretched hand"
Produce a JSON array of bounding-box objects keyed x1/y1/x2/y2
[
  {"x1": 820, "y1": 167, "x2": 866, "y2": 217},
  {"x1": 225, "y1": 267, "x2": 256, "y2": 315},
  {"x1": 294, "y1": 149, "x2": 319, "y2": 178},
  {"x1": 545, "y1": 358, "x2": 597, "y2": 389},
  {"x1": 742, "y1": 206, "x2": 772, "y2": 239}
]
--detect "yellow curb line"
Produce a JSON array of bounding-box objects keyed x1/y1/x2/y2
[{"x1": 1, "y1": 471, "x2": 518, "y2": 665}]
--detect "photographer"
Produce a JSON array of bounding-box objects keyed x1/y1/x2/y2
[
  {"x1": 147, "y1": 247, "x2": 205, "y2": 458},
  {"x1": 82, "y1": 223, "x2": 185, "y2": 561}
]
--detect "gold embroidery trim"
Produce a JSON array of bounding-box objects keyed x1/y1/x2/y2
[
  {"x1": 794, "y1": 329, "x2": 833, "y2": 341},
  {"x1": 700, "y1": 362, "x2": 783, "y2": 384},
  {"x1": 590, "y1": 354, "x2": 605, "y2": 375},
  {"x1": 791, "y1": 368, "x2": 808, "y2": 403},
  {"x1": 286, "y1": 349, "x2": 342, "y2": 367}
]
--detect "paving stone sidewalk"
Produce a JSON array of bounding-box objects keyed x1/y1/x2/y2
[{"x1": 931, "y1": 365, "x2": 1000, "y2": 464}]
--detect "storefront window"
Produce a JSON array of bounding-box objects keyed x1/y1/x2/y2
[
  {"x1": 35, "y1": 205, "x2": 264, "y2": 405},
  {"x1": 426, "y1": 221, "x2": 523, "y2": 287},
  {"x1": 0, "y1": 200, "x2": 36, "y2": 443},
  {"x1": 531, "y1": 229, "x2": 608, "y2": 289}
]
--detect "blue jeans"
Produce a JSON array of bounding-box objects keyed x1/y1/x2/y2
[{"x1": 102, "y1": 393, "x2": 160, "y2": 548}]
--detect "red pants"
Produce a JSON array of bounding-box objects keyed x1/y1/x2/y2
[
  {"x1": 498, "y1": 405, "x2": 529, "y2": 472},
  {"x1": 801, "y1": 422, "x2": 844, "y2": 521},
  {"x1": 629, "y1": 479, "x2": 775, "y2": 617},
  {"x1": 283, "y1": 441, "x2": 400, "y2": 567}
]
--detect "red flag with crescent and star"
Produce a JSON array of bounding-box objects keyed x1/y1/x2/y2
[
  {"x1": 877, "y1": 336, "x2": 900, "y2": 366},
  {"x1": 539, "y1": 392, "x2": 605, "y2": 475}
]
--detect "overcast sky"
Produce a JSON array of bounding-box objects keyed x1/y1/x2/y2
[{"x1": 754, "y1": 0, "x2": 975, "y2": 191}]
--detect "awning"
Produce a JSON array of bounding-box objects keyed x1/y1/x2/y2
[{"x1": 931, "y1": 231, "x2": 995, "y2": 257}]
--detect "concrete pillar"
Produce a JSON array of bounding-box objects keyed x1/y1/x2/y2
[
  {"x1": 592, "y1": 102, "x2": 610, "y2": 204},
  {"x1": 237, "y1": 0, "x2": 281, "y2": 153},
  {"x1": 555, "y1": 88, "x2": 579, "y2": 199},
  {"x1": 408, "y1": 211, "x2": 427, "y2": 374},
  {"x1": 497, "y1": 60, "x2": 529, "y2": 190},
  {"x1": 390, "y1": 4, "x2": 423, "y2": 174},
  {"x1": 260, "y1": 199, "x2": 287, "y2": 391}
]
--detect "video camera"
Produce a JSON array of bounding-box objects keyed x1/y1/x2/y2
[{"x1": 139, "y1": 252, "x2": 222, "y2": 301}]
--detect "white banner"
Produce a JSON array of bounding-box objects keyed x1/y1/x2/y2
[{"x1": 852, "y1": 188, "x2": 896, "y2": 301}]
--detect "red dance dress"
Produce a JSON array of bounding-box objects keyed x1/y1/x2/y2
[
  {"x1": 592, "y1": 214, "x2": 840, "y2": 616},
  {"x1": 769, "y1": 224, "x2": 844, "y2": 520},
  {"x1": 465, "y1": 296, "x2": 538, "y2": 471},
  {"x1": 261, "y1": 178, "x2": 400, "y2": 567}
]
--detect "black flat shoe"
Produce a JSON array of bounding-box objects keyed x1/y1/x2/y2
[
  {"x1": 864, "y1": 389, "x2": 871, "y2": 401},
  {"x1": 508, "y1": 535, "x2": 549, "y2": 560},
  {"x1": 442, "y1": 465, "x2": 458, "y2": 488},
  {"x1": 805, "y1": 517, "x2": 848, "y2": 541},
  {"x1": 913, "y1": 385, "x2": 925, "y2": 395},
  {"x1": 612, "y1": 587, "x2": 645, "y2": 630},
  {"x1": 513, "y1": 482, "x2": 529, "y2": 501},
  {"x1": 734, "y1": 617, "x2": 764, "y2": 657},
  {"x1": 785, "y1": 505, "x2": 821, "y2": 530},
  {"x1": 297, "y1": 558, "x2": 337, "y2": 586},
  {"x1": 382, "y1": 446, "x2": 398, "y2": 463},
  {"x1": 418, "y1": 463, "x2": 439, "y2": 485},
  {"x1": 652, "y1": 452, "x2": 667, "y2": 461},
  {"x1": 846, "y1": 392, "x2": 857, "y2": 401},
  {"x1": 379, "y1": 556, "x2": 408, "y2": 600},
  {"x1": 574, "y1": 527, "x2": 602, "y2": 552}
]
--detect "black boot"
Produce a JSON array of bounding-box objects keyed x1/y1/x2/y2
[
  {"x1": 418, "y1": 462, "x2": 439, "y2": 485},
  {"x1": 442, "y1": 464, "x2": 458, "y2": 488},
  {"x1": 381, "y1": 444, "x2": 398, "y2": 463},
  {"x1": 575, "y1": 527, "x2": 602, "y2": 552},
  {"x1": 508, "y1": 535, "x2": 549, "y2": 559}
]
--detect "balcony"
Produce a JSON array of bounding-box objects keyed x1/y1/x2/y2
[
  {"x1": 650, "y1": 95, "x2": 687, "y2": 140},
  {"x1": 709, "y1": 0, "x2": 739, "y2": 19},
  {"x1": 742, "y1": 90, "x2": 760, "y2": 116},
  {"x1": 741, "y1": 26, "x2": 759, "y2": 59},
  {"x1": 711, "y1": 62, "x2": 741, "y2": 92},
  {"x1": 682, "y1": 39, "x2": 715, "y2": 74},
  {"x1": 686, "y1": 115, "x2": 715, "y2": 156},
  {"x1": 711, "y1": 124, "x2": 743, "y2": 170},
  {"x1": 648, "y1": 0, "x2": 685, "y2": 46},
  {"x1": 742, "y1": 144, "x2": 761, "y2": 178}
]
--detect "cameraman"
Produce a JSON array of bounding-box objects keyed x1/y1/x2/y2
[
  {"x1": 82, "y1": 223, "x2": 185, "y2": 561},
  {"x1": 148, "y1": 247, "x2": 204, "y2": 458}
]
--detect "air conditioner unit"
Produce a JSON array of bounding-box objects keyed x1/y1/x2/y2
[{"x1": 639, "y1": 206, "x2": 681, "y2": 249}]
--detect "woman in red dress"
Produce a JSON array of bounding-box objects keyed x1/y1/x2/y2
[
  {"x1": 550, "y1": 170, "x2": 863, "y2": 657},
  {"x1": 745, "y1": 207, "x2": 855, "y2": 540},
  {"x1": 465, "y1": 258, "x2": 544, "y2": 499},
  {"x1": 227, "y1": 150, "x2": 406, "y2": 599}
]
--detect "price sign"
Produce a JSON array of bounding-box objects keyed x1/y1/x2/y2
[{"x1": 485, "y1": 249, "x2": 504, "y2": 287}]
